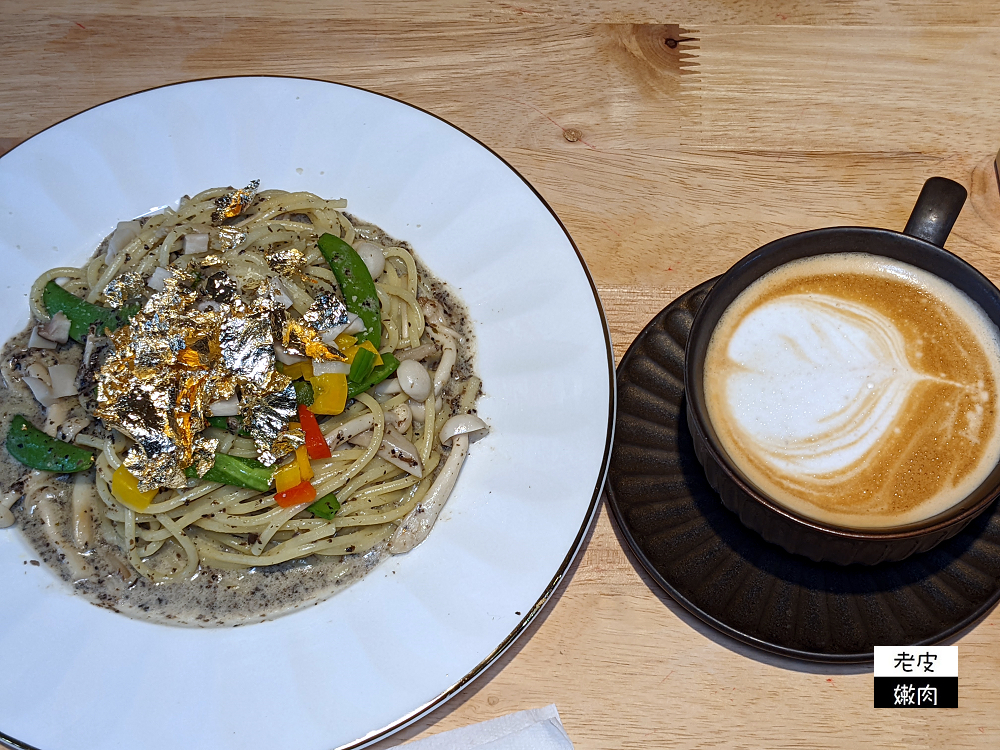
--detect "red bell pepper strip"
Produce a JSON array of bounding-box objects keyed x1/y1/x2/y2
[
  {"x1": 298, "y1": 404, "x2": 332, "y2": 459},
  {"x1": 274, "y1": 480, "x2": 317, "y2": 508}
]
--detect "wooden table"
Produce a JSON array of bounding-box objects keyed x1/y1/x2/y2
[{"x1": 4, "y1": 2, "x2": 1000, "y2": 747}]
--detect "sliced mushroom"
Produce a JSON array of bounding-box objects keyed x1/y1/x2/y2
[
  {"x1": 388, "y1": 414, "x2": 488, "y2": 554},
  {"x1": 349, "y1": 427, "x2": 423, "y2": 478},
  {"x1": 38, "y1": 312, "x2": 71, "y2": 344},
  {"x1": 48, "y1": 363, "x2": 79, "y2": 398},
  {"x1": 22, "y1": 375, "x2": 56, "y2": 407},
  {"x1": 28, "y1": 326, "x2": 58, "y2": 350}
]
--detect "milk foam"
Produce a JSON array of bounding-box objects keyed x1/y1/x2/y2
[
  {"x1": 704, "y1": 253, "x2": 1000, "y2": 529},
  {"x1": 725, "y1": 294, "x2": 923, "y2": 476}
]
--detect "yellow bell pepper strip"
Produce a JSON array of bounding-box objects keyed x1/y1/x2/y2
[
  {"x1": 43, "y1": 280, "x2": 139, "y2": 343},
  {"x1": 344, "y1": 339, "x2": 384, "y2": 367},
  {"x1": 317, "y1": 233, "x2": 382, "y2": 349},
  {"x1": 310, "y1": 372, "x2": 349, "y2": 415},
  {"x1": 274, "y1": 480, "x2": 317, "y2": 508},
  {"x1": 298, "y1": 405, "x2": 332, "y2": 459},
  {"x1": 308, "y1": 492, "x2": 340, "y2": 519},
  {"x1": 274, "y1": 461, "x2": 302, "y2": 493},
  {"x1": 112, "y1": 465, "x2": 158, "y2": 511},
  {"x1": 334, "y1": 333, "x2": 357, "y2": 350},
  {"x1": 347, "y1": 352, "x2": 400, "y2": 399},
  {"x1": 295, "y1": 445, "x2": 314, "y2": 481},
  {"x1": 280, "y1": 361, "x2": 314, "y2": 381},
  {"x1": 6, "y1": 415, "x2": 95, "y2": 473}
]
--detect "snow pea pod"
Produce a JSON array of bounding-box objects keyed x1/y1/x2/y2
[
  {"x1": 184, "y1": 452, "x2": 273, "y2": 491},
  {"x1": 347, "y1": 352, "x2": 399, "y2": 399},
  {"x1": 43, "y1": 281, "x2": 139, "y2": 343},
  {"x1": 317, "y1": 233, "x2": 381, "y2": 349},
  {"x1": 5, "y1": 415, "x2": 95, "y2": 473}
]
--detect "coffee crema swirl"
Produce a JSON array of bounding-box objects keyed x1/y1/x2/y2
[{"x1": 703, "y1": 253, "x2": 1000, "y2": 529}]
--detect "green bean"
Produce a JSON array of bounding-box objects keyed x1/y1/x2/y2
[{"x1": 5, "y1": 415, "x2": 95, "y2": 473}]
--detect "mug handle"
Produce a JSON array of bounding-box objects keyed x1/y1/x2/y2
[{"x1": 902, "y1": 176, "x2": 967, "y2": 247}]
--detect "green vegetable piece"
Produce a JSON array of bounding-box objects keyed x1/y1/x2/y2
[
  {"x1": 206, "y1": 416, "x2": 231, "y2": 430},
  {"x1": 5, "y1": 415, "x2": 95, "y2": 473},
  {"x1": 317, "y1": 233, "x2": 381, "y2": 349},
  {"x1": 293, "y1": 380, "x2": 314, "y2": 406},
  {"x1": 347, "y1": 352, "x2": 400, "y2": 399},
  {"x1": 184, "y1": 452, "x2": 274, "y2": 492},
  {"x1": 43, "y1": 280, "x2": 139, "y2": 343},
  {"x1": 308, "y1": 493, "x2": 340, "y2": 520},
  {"x1": 348, "y1": 346, "x2": 377, "y2": 384}
]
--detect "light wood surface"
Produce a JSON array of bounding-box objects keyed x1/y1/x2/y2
[{"x1": 4, "y1": 2, "x2": 1000, "y2": 747}]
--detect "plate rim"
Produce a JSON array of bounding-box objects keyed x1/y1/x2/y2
[
  {"x1": 606, "y1": 278, "x2": 1000, "y2": 664},
  {"x1": 0, "y1": 75, "x2": 617, "y2": 750}
]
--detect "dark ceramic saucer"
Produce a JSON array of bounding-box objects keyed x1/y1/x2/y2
[{"x1": 606, "y1": 279, "x2": 1000, "y2": 663}]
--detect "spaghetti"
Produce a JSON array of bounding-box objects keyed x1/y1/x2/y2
[{"x1": 2, "y1": 186, "x2": 483, "y2": 618}]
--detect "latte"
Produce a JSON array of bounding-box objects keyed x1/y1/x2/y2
[{"x1": 703, "y1": 253, "x2": 1000, "y2": 529}]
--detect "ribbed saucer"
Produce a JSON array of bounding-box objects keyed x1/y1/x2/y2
[{"x1": 606, "y1": 279, "x2": 1000, "y2": 662}]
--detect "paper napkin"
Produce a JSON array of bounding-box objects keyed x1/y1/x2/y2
[{"x1": 395, "y1": 705, "x2": 575, "y2": 750}]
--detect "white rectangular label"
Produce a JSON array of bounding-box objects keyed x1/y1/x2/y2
[{"x1": 874, "y1": 646, "x2": 957, "y2": 677}]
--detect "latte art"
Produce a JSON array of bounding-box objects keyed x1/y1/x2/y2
[{"x1": 704, "y1": 254, "x2": 1000, "y2": 529}]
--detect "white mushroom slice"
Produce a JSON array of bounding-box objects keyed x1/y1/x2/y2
[
  {"x1": 38, "y1": 312, "x2": 71, "y2": 344},
  {"x1": 388, "y1": 415, "x2": 488, "y2": 554},
  {"x1": 26, "y1": 362, "x2": 51, "y2": 386},
  {"x1": 147, "y1": 267, "x2": 171, "y2": 291},
  {"x1": 421, "y1": 298, "x2": 462, "y2": 340},
  {"x1": 428, "y1": 328, "x2": 457, "y2": 397},
  {"x1": 209, "y1": 396, "x2": 240, "y2": 417},
  {"x1": 354, "y1": 241, "x2": 386, "y2": 279},
  {"x1": 22, "y1": 375, "x2": 56, "y2": 407},
  {"x1": 273, "y1": 342, "x2": 308, "y2": 366},
  {"x1": 107, "y1": 220, "x2": 141, "y2": 263},
  {"x1": 182, "y1": 232, "x2": 210, "y2": 254},
  {"x1": 48, "y1": 364, "x2": 79, "y2": 398},
  {"x1": 312, "y1": 358, "x2": 351, "y2": 376},
  {"x1": 28, "y1": 326, "x2": 58, "y2": 349},
  {"x1": 349, "y1": 427, "x2": 423, "y2": 478},
  {"x1": 396, "y1": 359, "x2": 432, "y2": 402}
]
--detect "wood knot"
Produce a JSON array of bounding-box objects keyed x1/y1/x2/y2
[{"x1": 563, "y1": 128, "x2": 583, "y2": 143}]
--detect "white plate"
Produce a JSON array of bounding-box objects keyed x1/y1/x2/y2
[{"x1": 0, "y1": 78, "x2": 614, "y2": 750}]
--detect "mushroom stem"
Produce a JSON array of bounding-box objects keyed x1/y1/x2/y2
[
  {"x1": 428, "y1": 328, "x2": 457, "y2": 397},
  {"x1": 387, "y1": 433, "x2": 468, "y2": 554}
]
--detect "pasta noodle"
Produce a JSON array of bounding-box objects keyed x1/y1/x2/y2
[{"x1": 1, "y1": 186, "x2": 484, "y2": 623}]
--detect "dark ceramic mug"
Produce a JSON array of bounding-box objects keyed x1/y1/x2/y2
[{"x1": 684, "y1": 177, "x2": 1000, "y2": 566}]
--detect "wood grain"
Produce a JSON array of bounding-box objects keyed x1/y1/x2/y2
[{"x1": 2, "y1": 2, "x2": 1000, "y2": 748}]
